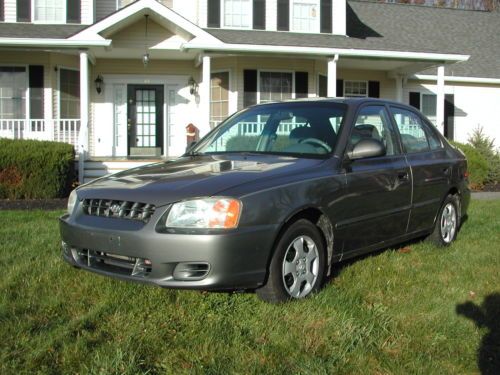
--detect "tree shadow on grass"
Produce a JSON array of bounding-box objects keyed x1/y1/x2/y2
[{"x1": 456, "y1": 294, "x2": 500, "y2": 375}]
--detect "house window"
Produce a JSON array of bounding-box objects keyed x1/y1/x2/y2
[
  {"x1": 210, "y1": 71, "x2": 230, "y2": 128},
  {"x1": 291, "y1": 0, "x2": 319, "y2": 33},
  {"x1": 259, "y1": 72, "x2": 293, "y2": 103},
  {"x1": 344, "y1": 80, "x2": 368, "y2": 98},
  {"x1": 223, "y1": 0, "x2": 252, "y2": 28},
  {"x1": 117, "y1": 0, "x2": 136, "y2": 9},
  {"x1": 59, "y1": 68, "x2": 80, "y2": 119},
  {"x1": 0, "y1": 67, "x2": 27, "y2": 119},
  {"x1": 33, "y1": 0, "x2": 65, "y2": 23},
  {"x1": 421, "y1": 93, "x2": 437, "y2": 124},
  {"x1": 318, "y1": 74, "x2": 327, "y2": 97}
]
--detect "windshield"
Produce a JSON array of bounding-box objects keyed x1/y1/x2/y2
[{"x1": 190, "y1": 102, "x2": 346, "y2": 157}]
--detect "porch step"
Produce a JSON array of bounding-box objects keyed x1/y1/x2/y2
[{"x1": 82, "y1": 159, "x2": 165, "y2": 184}]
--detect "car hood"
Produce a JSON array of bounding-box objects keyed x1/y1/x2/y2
[{"x1": 77, "y1": 154, "x2": 326, "y2": 206}]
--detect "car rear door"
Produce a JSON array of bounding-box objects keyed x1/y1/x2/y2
[
  {"x1": 389, "y1": 105, "x2": 452, "y2": 234},
  {"x1": 334, "y1": 104, "x2": 412, "y2": 254}
]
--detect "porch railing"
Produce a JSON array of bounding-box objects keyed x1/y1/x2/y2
[{"x1": 0, "y1": 119, "x2": 81, "y2": 149}]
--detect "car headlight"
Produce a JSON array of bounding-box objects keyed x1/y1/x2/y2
[
  {"x1": 67, "y1": 189, "x2": 78, "y2": 215},
  {"x1": 166, "y1": 198, "x2": 242, "y2": 229}
]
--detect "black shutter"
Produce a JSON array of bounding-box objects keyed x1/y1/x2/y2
[
  {"x1": 0, "y1": 0, "x2": 4, "y2": 22},
  {"x1": 409, "y1": 92, "x2": 420, "y2": 109},
  {"x1": 318, "y1": 75, "x2": 327, "y2": 97},
  {"x1": 29, "y1": 65, "x2": 44, "y2": 119},
  {"x1": 253, "y1": 0, "x2": 265, "y2": 30},
  {"x1": 295, "y1": 72, "x2": 308, "y2": 99},
  {"x1": 444, "y1": 94, "x2": 455, "y2": 140},
  {"x1": 17, "y1": 0, "x2": 30, "y2": 22},
  {"x1": 207, "y1": 0, "x2": 221, "y2": 28},
  {"x1": 336, "y1": 79, "x2": 343, "y2": 97},
  {"x1": 320, "y1": 0, "x2": 332, "y2": 33},
  {"x1": 67, "y1": 0, "x2": 81, "y2": 23},
  {"x1": 243, "y1": 70, "x2": 258, "y2": 107},
  {"x1": 368, "y1": 81, "x2": 380, "y2": 98},
  {"x1": 277, "y1": 0, "x2": 289, "y2": 31}
]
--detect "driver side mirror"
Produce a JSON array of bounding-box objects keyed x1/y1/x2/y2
[{"x1": 347, "y1": 139, "x2": 386, "y2": 160}]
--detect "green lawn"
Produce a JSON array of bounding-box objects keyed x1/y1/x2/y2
[{"x1": 1, "y1": 200, "x2": 499, "y2": 374}]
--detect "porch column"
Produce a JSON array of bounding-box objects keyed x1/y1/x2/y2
[
  {"x1": 78, "y1": 50, "x2": 89, "y2": 184},
  {"x1": 436, "y1": 65, "x2": 445, "y2": 134},
  {"x1": 327, "y1": 54, "x2": 339, "y2": 97},
  {"x1": 200, "y1": 55, "x2": 211, "y2": 137},
  {"x1": 395, "y1": 74, "x2": 404, "y2": 103}
]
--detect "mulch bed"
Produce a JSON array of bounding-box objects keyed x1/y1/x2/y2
[
  {"x1": 0, "y1": 199, "x2": 66, "y2": 210},
  {"x1": 481, "y1": 183, "x2": 500, "y2": 192}
]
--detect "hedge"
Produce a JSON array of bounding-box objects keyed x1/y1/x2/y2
[
  {"x1": 0, "y1": 139, "x2": 75, "y2": 199},
  {"x1": 450, "y1": 141, "x2": 489, "y2": 188}
]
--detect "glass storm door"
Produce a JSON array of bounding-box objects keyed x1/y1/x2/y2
[{"x1": 127, "y1": 85, "x2": 163, "y2": 156}]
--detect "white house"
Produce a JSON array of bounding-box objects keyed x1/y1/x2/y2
[{"x1": 0, "y1": 0, "x2": 498, "y2": 181}]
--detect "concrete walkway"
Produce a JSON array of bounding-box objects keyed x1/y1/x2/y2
[{"x1": 471, "y1": 192, "x2": 500, "y2": 200}]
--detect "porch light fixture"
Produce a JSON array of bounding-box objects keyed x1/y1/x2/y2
[
  {"x1": 188, "y1": 77, "x2": 199, "y2": 95},
  {"x1": 94, "y1": 75, "x2": 104, "y2": 94},
  {"x1": 143, "y1": 14, "x2": 150, "y2": 68}
]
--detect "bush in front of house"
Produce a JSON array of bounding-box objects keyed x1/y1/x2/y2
[
  {"x1": 467, "y1": 126, "x2": 500, "y2": 184},
  {"x1": 450, "y1": 141, "x2": 489, "y2": 188},
  {"x1": 0, "y1": 138, "x2": 75, "y2": 199}
]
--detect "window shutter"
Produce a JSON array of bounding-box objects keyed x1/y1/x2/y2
[
  {"x1": 0, "y1": 0, "x2": 4, "y2": 22},
  {"x1": 409, "y1": 92, "x2": 420, "y2": 109},
  {"x1": 368, "y1": 81, "x2": 380, "y2": 98},
  {"x1": 295, "y1": 72, "x2": 308, "y2": 99},
  {"x1": 29, "y1": 65, "x2": 44, "y2": 119},
  {"x1": 320, "y1": 0, "x2": 332, "y2": 33},
  {"x1": 243, "y1": 70, "x2": 258, "y2": 107},
  {"x1": 253, "y1": 0, "x2": 266, "y2": 30},
  {"x1": 17, "y1": 0, "x2": 30, "y2": 22},
  {"x1": 277, "y1": 0, "x2": 289, "y2": 31},
  {"x1": 318, "y1": 75, "x2": 327, "y2": 97},
  {"x1": 207, "y1": 0, "x2": 221, "y2": 28},
  {"x1": 67, "y1": 0, "x2": 81, "y2": 23},
  {"x1": 444, "y1": 94, "x2": 455, "y2": 140},
  {"x1": 336, "y1": 79, "x2": 343, "y2": 97}
]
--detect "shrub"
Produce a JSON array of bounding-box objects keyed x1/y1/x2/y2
[
  {"x1": 450, "y1": 141, "x2": 489, "y2": 188},
  {"x1": 0, "y1": 138, "x2": 75, "y2": 199},
  {"x1": 467, "y1": 126, "x2": 500, "y2": 184}
]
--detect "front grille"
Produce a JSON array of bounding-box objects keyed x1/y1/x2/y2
[
  {"x1": 71, "y1": 248, "x2": 152, "y2": 278},
  {"x1": 82, "y1": 199, "x2": 156, "y2": 222}
]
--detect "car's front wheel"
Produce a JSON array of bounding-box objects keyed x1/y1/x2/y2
[
  {"x1": 428, "y1": 194, "x2": 460, "y2": 246},
  {"x1": 257, "y1": 219, "x2": 326, "y2": 303}
]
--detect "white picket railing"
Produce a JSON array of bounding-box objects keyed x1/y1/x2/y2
[{"x1": 0, "y1": 119, "x2": 81, "y2": 149}]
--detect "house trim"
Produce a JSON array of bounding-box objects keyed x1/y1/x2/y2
[
  {"x1": 413, "y1": 74, "x2": 500, "y2": 85},
  {"x1": 0, "y1": 38, "x2": 112, "y2": 47}
]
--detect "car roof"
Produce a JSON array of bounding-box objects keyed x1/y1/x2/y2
[{"x1": 251, "y1": 97, "x2": 411, "y2": 108}]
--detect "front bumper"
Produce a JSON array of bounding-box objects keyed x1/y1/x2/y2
[{"x1": 60, "y1": 212, "x2": 278, "y2": 290}]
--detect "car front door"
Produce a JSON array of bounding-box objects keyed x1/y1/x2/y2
[
  {"x1": 389, "y1": 105, "x2": 452, "y2": 234},
  {"x1": 334, "y1": 104, "x2": 412, "y2": 254}
]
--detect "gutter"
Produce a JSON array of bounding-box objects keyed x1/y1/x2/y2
[
  {"x1": 181, "y1": 42, "x2": 470, "y2": 63},
  {"x1": 0, "y1": 38, "x2": 112, "y2": 48},
  {"x1": 413, "y1": 74, "x2": 500, "y2": 85}
]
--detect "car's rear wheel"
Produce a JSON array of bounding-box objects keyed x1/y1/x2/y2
[
  {"x1": 428, "y1": 194, "x2": 460, "y2": 246},
  {"x1": 256, "y1": 219, "x2": 326, "y2": 303}
]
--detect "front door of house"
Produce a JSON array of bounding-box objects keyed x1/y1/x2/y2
[{"x1": 127, "y1": 85, "x2": 163, "y2": 157}]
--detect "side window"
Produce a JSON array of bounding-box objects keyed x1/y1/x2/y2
[
  {"x1": 390, "y1": 107, "x2": 431, "y2": 153},
  {"x1": 424, "y1": 120, "x2": 443, "y2": 150},
  {"x1": 349, "y1": 105, "x2": 399, "y2": 156}
]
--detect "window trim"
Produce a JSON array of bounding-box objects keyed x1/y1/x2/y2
[
  {"x1": 290, "y1": 0, "x2": 321, "y2": 34},
  {"x1": 221, "y1": 0, "x2": 253, "y2": 30},
  {"x1": 344, "y1": 80, "x2": 368, "y2": 98},
  {"x1": 0, "y1": 64, "x2": 29, "y2": 121},
  {"x1": 31, "y1": 0, "x2": 66, "y2": 24},
  {"x1": 257, "y1": 69, "x2": 296, "y2": 104},
  {"x1": 57, "y1": 66, "x2": 80, "y2": 120}
]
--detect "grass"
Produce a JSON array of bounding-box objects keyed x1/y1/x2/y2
[{"x1": 0, "y1": 200, "x2": 499, "y2": 374}]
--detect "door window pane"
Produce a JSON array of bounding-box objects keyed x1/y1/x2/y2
[
  {"x1": 34, "y1": 0, "x2": 65, "y2": 22},
  {"x1": 224, "y1": 0, "x2": 251, "y2": 28},
  {"x1": 390, "y1": 107, "x2": 430, "y2": 153},
  {"x1": 349, "y1": 105, "x2": 399, "y2": 156},
  {"x1": 0, "y1": 67, "x2": 27, "y2": 119},
  {"x1": 59, "y1": 69, "x2": 80, "y2": 119},
  {"x1": 260, "y1": 72, "x2": 293, "y2": 103}
]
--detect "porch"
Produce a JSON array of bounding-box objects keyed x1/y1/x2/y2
[{"x1": 0, "y1": 119, "x2": 81, "y2": 147}]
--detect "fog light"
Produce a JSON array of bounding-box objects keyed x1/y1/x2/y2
[{"x1": 173, "y1": 262, "x2": 210, "y2": 281}]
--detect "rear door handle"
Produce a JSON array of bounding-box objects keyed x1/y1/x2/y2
[
  {"x1": 443, "y1": 166, "x2": 451, "y2": 176},
  {"x1": 397, "y1": 171, "x2": 409, "y2": 181}
]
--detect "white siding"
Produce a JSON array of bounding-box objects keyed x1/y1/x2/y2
[
  {"x1": 4, "y1": 0, "x2": 16, "y2": 22},
  {"x1": 171, "y1": 0, "x2": 198, "y2": 24},
  {"x1": 81, "y1": 0, "x2": 94, "y2": 24},
  {"x1": 198, "y1": 0, "x2": 207, "y2": 28},
  {"x1": 96, "y1": 0, "x2": 116, "y2": 21},
  {"x1": 266, "y1": 0, "x2": 277, "y2": 31}
]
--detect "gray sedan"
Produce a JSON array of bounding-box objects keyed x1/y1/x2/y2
[{"x1": 60, "y1": 98, "x2": 470, "y2": 303}]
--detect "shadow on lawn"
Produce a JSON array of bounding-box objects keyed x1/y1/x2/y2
[{"x1": 456, "y1": 293, "x2": 500, "y2": 375}]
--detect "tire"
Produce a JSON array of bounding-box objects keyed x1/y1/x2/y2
[
  {"x1": 427, "y1": 194, "x2": 460, "y2": 247},
  {"x1": 256, "y1": 219, "x2": 326, "y2": 303}
]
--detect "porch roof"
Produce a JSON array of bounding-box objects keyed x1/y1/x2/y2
[{"x1": 0, "y1": 23, "x2": 85, "y2": 39}]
